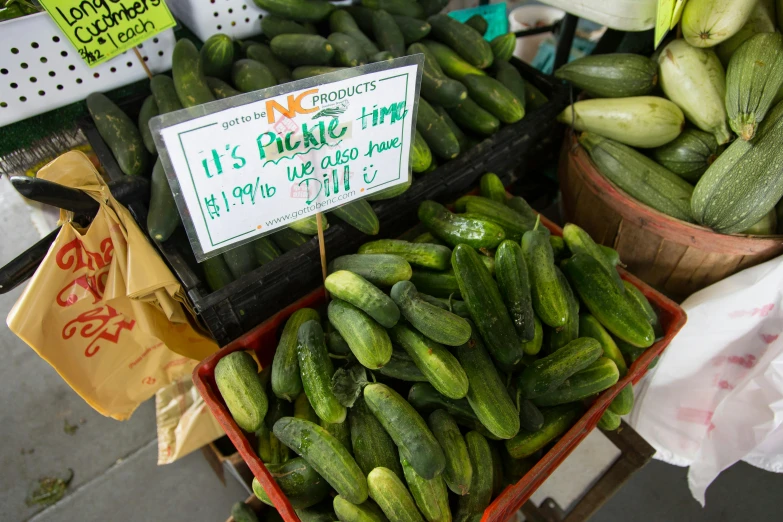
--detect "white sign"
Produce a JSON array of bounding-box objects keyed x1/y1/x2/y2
[{"x1": 151, "y1": 57, "x2": 423, "y2": 261}]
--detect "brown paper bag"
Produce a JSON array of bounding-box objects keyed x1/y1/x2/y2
[{"x1": 7, "y1": 152, "x2": 218, "y2": 420}]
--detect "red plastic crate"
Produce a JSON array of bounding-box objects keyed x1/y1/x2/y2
[{"x1": 194, "y1": 217, "x2": 687, "y2": 522}]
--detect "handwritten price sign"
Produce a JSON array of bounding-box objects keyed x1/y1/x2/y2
[
  {"x1": 39, "y1": 0, "x2": 176, "y2": 67},
  {"x1": 151, "y1": 57, "x2": 423, "y2": 261}
]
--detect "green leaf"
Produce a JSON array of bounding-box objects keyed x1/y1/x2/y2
[{"x1": 331, "y1": 364, "x2": 369, "y2": 407}]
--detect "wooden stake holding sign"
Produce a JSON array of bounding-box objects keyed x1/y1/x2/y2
[{"x1": 315, "y1": 212, "x2": 329, "y2": 297}]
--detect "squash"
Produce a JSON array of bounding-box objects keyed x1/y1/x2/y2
[
  {"x1": 681, "y1": 0, "x2": 758, "y2": 48},
  {"x1": 741, "y1": 209, "x2": 778, "y2": 235},
  {"x1": 715, "y1": 0, "x2": 777, "y2": 66},
  {"x1": 651, "y1": 129, "x2": 720, "y2": 183}
]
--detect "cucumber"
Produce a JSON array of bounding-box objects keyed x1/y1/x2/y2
[
  {"x1": 390, "y1": 321, "x2": 469, "y2": 398},
  {"x1": 150, "y1": 74, "x2": 183, "y2": 114},
  {"x1": 517, "y1": 337, "x2": 603, "y2": 399},
  {"x1": 272, "y1": 308, "x2": 320, "y2": 401},
  {"x1": 562, "y1": 255, "x2": 655, "y2": 348},
  {"x1": 434, "y1": 106, "x2": 468, "y2": 151},
  {"x1": 370, "y1": 51, "x2": 395, "y2": 62},
  {"x1": 202, "y1": 255, "x2": 234, "y2": 292},
  {"x1": 298, "y1": 321, "x2": 347, "y2": 424},
  {"x1": 549, "y1": 235, "x2": 568, "y2": 262},
  {"x1": 448, "y1": 97, "x2": 500, "y2": 136},
  {"x1": 297, "y1": 504, "x2": 338, "y2": 522},
  {"x1": 461, "y1": 74, "x2": 524, "y2": 123},
  {"x1": 682, "y1": 0, "x2": 757, "y2": 48},
  {"x1": 172, "y1": 39, "x2": 215, "y2": 108},
  {"x1": 555, "y1": 54, "x2": 658, "y2": 98},
  {"x1": 609, "y1": 383, "x2": 634, "y2": 416},
  {"x1": 522, "y1": 224, "x2": 569, "y2": 329},
  {"x1": 452, "y1": 244, "x2": 523, "y2": 370},
  {"x1": 364, "y1": 383, "x2": 446, "y2": 479},
  {"x1": 232, "y1": 58, "x2": 277, "y2": 92},
  {"x1": 361, "y1": 0, "x2": 424, "y2": 18},
  {"x1": 424, "y1": 40, "x2": 486, "y2": 81},
  {"x1": 329, "y1": 253, "x2": 412, "y2": 286},
  {"x1": 261, "y1": 396, "x2": 291, "y2": 465},
  {"x1": 532, "y1": 357, "x2": 619, "y2": 407},
  {"x1": 379, "y1": 350, "x2": 428, "y2": 382},
  {"x1": 372, "y1": 9, "x2": 406, "y2": 58},
  {"x1": 506, "y1": 196, "x2": 538, "y2": 226},
  {"x1": 518, "y1": 399, "x2": 544, "y2": 432},
  {"x1": 326, "y1": 271, "x2": 400, "y2": 328},
  {"x1": 692, "y1": 100, "x2": 783, "y2": 233},
  {"x1": 490, "y1": 33, "x2": 515, "y2": 62},
  {"x1": 223, "y1": 241, "x2": 258, "y2": 278},
  {"x1": 368, "y1": 467, "x2": 425, "y2": 522},
  {"x1": 457, "y1": 195, "x2": 536, "y2": 239},
  {"x1": 493, "y1": 60, "x2": 526, "y2": 109},
  {"x1": 413, "y1": 232, "x2": 444, "y2": 244},
  {"x1": 455, "y1": 432, "x2": 493, "y2": 521},
  {"x1": 334, "y1": 497, "x2": 389, "y2": 522},
  {"x1": 331, "y1": 200, "x2": 379, "y2": 235},
  {"x1": 408, "y1": 383, "x2": 495, "y2": 438},
  {"x1": 410, "y1": 269, "x2": 460, "y2": 298},
  {"x1": 215, "y1": 351, "x2": 267, "y2": 432},
  {"x1": 480, "y1": 173, "x2": 506, "y2": 203},
  {"x1": 464, "y1": 14, "x2": 488, "y2": 35},
  {"x1": 521, "y1": 316, "x2": 543, "y2": 356},
  {"x1": 200, "y1": 33, "x2": 234, "y2": 80},
  {"x1": 394, "y1": 15, "x2": 431, "y2": 43},
  {"x1": 326, "y1": 327, "x2": 352, "y2": 356},
  {"x1": 456, "y1": 324, "x2": 520, "y2": 439},
  {"x1": 579, "y1": 132, "x2": 695, "y2": 223},
  {"x1": 546, "y1": 268, "x2": 580, "y2": 354},
  {"x1": 328, "y1": 299, "x2": 392, "y2": 369},
  {"x1": 524, "y1": 79, "x2": 548, "y2": 109},
  {"x1": 254, "y1": 0, "x2": 335, "y2": 23},
  {"x1": 416, "y1": 98, "x2": 460, "y2": 160},
  {"x1": 597, "y1": 409, "x2": 621, "y2": 431},
  {"x1": 254, "y1": 237, "x2": 281, "y2": 265},
  {"x1": 409, "y1": 43, "x2": 468, "y2": 109},
  {"x1": 346, "y1": 6, "x2": 375, "y2": 33},
  {"x1": 600, "y1": 245, "x2": 621, "y2": 267},
  {"x1": 622, "y1": 281, "x2": 661, "y2": 337},
  {"x1": 419, "y1": 0, "x2": 448, "y2": 17},
  {"x1": 232, "y1": 502, "x2": 259, "y2": 522},
  {"x1": 329, "y1": 32, "x2": 368, "y2": 67},
  {"x1": 401, "y1": 458, "x2": 450, "y2": 522},
  {"x1": 428, "y1": 14, "x2": 493, "y2": 68},
  {"x1": 651, "y1": 129, "x2": 719, "y2": 183},
  {"x1": 252, "y1": 457, "x2": 330, "y2": 509},
  {"x1": 271, "y1": 35, "x2": 335, "y2": 66},
  {"x1": 261, "y1": 15, "x2": 319, "y2": 38},
  {"x1": 358, "y1": 239, "x2": 451, "y2": 270},
  {"x1": 271, "y1": 228, "x2": 311, "y2": 252},
  {"x1": 147, "y1": 159, "x2": 181, "y2": 242},
  {"x1": 489, "y1": 444, "x2": 504, "y2": 497},
  {"x1": 563, "y1": 223, "x2": 624, "y2": 291},
  {"x1": 505, "y1": 403, "x2": 582, "y2": 458},
  {"x1": 351, "y1": 395, "x2": 404, "y2": 479},
  {"x1": 391, "y1": 281, "x2": 471, "y2": 347},
  {"x1": 578, "y1": 314, "x2": 628, "y2": 377},
  {"x1": 330, "y1": 10, "x2": 379, "y2": 56},
  {"x1": 206, "y1": 77, "x2": 241, "y2": 99},
  {"x1": 428, "y1": 409, "x2": 473, "y2": 496},
  {"x1": 246, "y1": 43, "x2": 293, "y2": 84},
  {"x1": 138, "y1": 95, "x2": 158, "y2": 155},
  {"x1": 366, "y1": 178, "x2": 412, "y2": 201},
  {"x1": 411, "y1": 130, "x2": 433, "y2": 173},
  {"x1": 86, "y1": 93, "x2": 149, "y2": 177},
  {"x1": 418, "y1": 294, "x2": 470, "y2": 318},
  {"x1": 419, "y1": 201, "x2": 505, "y2": 249},
  {"x1": 274, "y1": 417, "x2": 368, "y2": 504},
  {"x1": 495, "y1": 240, "x2": 535, "y2": 341},
  {"x1": 292, "y1": 66, "x2": 347, "y2": 80}
]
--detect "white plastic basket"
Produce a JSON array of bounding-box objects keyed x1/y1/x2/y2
[
  {"x1": 538, "y1": 0, "x2": 657, "y2": 31},
  {"x1": 166, "y1": 0, "x2": 266, "y2": 42},
  {"x1": 0, "y1": 12, "x2": 175, "y2": 127}
]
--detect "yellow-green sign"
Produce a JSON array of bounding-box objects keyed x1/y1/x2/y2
[{"x1": 39, "y1": 0, "x2": 176, "y2": 67}]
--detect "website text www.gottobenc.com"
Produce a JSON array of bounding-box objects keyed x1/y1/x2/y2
[{"x1": 264, "y1": 191, "x2": 356, "y2": 227}]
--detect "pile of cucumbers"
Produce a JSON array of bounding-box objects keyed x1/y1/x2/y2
[
  {"x1": 215, "y1": 173, "x2": 663, "y2": 522},
  {"x1": 554, "y1": 0, "x2": 783, "y2": 236}
]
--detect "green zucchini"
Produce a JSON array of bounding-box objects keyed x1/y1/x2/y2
[
  {"x1": 331, "y1": 200, "x2": 380, "y2": 235},
  {"x1": 334, "y1": 497, "x2": 388, "y2": 522},
  {"x1": 261, "y1": 14, "x2": 317, "y2": 38},
  {"x1": 223, "y1": 241, "x2": 258, "y2": 279},
  {"x1": 457, "y1": 195, "x2": 536, "y2": 239},
  {"x1": 411, "y1": 130, "x2": 433, "y2": 173},
  {"x1": 578, "y1": 314, "x2": 628, "y2": 376},
  {"x1": 609, "y1": 383, "x2": 634, "y2": 416},
  {"x1": 410, "y1": 268, "x2": 461, "y2": 298},
  {"x1": 391, "y1": 281, "x2": 471, "y2": 348},
  {"x1": 200, "y1": 33, "x2": 234, "y2": 80},
  {"x1": 495, "y1": 240, "x2": 535, "y2": 341},
  {"x1": 532, "y1": 357, "x2": 619, "y2": 407},
  {"x1": 562, "y1": 254, "x2": 654, "y2": 348},
  {"x1": 505, "y1": 403, "x2": 582, "y2": 458},
  {"x1": 563, "y1": 223, "x2": 624, "y2": 291},
  {"x1": 350, "y1": 395, "x2": 404, "y2": 480},
  {"x1": 271, "y1": 228, "x2": 311, "y2": 252},
  {"x1": 364, "y1": 383, "x2": 446, "y2": 479},
  {"x1": 579, "y1": 132, "x2": 695, "y2": 223},
  {"x1": 409, "y1": 42, "x2": 468, "y2": 109},
  {"x1": 86, "y1": 93, "x2": 150, "y2": 177},
  {"x1": 455, "y1": 432, "x2": 493, "y2": 521},
  {"x1": 150, "y1": 74, "x2": 183, "y2": 114},
  {"x1": 372, "y1": 9, "x2": 406, "y2": 58},
  {"x1": 390, "y1": 322, "x2": 469, "y2": 399},
  {"x1": 362, "y1": 0, "x2": 424, "y2": 18},
  {"x1": 464, "y1": 14, "x2": 488, "y2": 35},
  {"x1": 448, "y1": 96, "x2": 500, "y2": 136},
  {"x1": 330, "y1": 10, "x2": 379, "y2": 56},
  {"x1": 172, "y1": 38, "x2": 215, "y2": 108},
  {"x1": 292, "y1": 66, "x2": 347, "y2": 80},
  {"x1": 651, "y1": 129, "x2": 719, "y2": 182},
  {"x1": 329, "y1": 254, "x2": 412, "y2": 286},
  {"x1": 546, "y1": 268, "x2": 580, "y2": 353},
  {"x1": 252, "y1": 457, "x2": 330, "y2": 509},
  {"x1": 555, "y1": 54, "x2": 658, "y2": 98},
  {"x1": 272, "y1": 308, "x2": 320, "y2": 401},
  {"x1": 716, "y1": 0, "x2": 777, "y2": 66},
  {"x1": 298, "y1": 321, "x2": 346, "y2": 424},
  {"x1": 358, "y1": 239, "x2": 451, "y2": 270},
  {"x1": 428, "y1": 410, "x2": 472, "y2": 495},
  {"x1": 215, "y1": 351, "x2": 267, "y2": 432},
  {"x1": 692, "y1": 100, "x2": 783, "y2": 232},
  {"x1": 490, "y1": 33, "x2": 516, "y2": 62},
  {"x1": 394, "y1": 15, "x2": 431, "y2": 43},
  {"x1": 408, "y1": 383, "x2": 494, "y2": 438},
  {"x1": 202, "y1": 255, "x2": 234, "y2": 292},
  {"x1": 206, "y1": 77, "x2": 241, "y2": 99},
  {"x1": 522, "y1": 223, "x2": 569, "y2": 328},
  {"x1": 598, "y1": 409, "x2": 622, "y2": 431},
  {"x1": 379, "y1": 350, "x2": 428, "y2": 382},
  {"x1": 271, "y1": 34, "x2": 335, "y2": 66},
  {"x1": 493, "y1": 60, "x2": 526, "y2": 109},
  {"x1": 461, "y1": 74, "x2": 524, "y2": 123},
  {"x1": 682, "y1": 0, "x2": 757, "y2": 48},
  {"x1": 419, "y1": 201, "x2": 505, "y2": 249},
  {"x1": 401, "y1": 458, "x2": 450, "y2": 522},
  {"x1": 254, "y1": 0, "x2": 335, "y2": 23},
  {"x1": 274, "y1": 417, "x2": 368, "y2": 504},
  {"x1": 325, "y1": 271, "x2": 399, "y2": 328},
  {"x1": 423, "y1": 40, "x2": 486, "y2": 81},
  {"x1": 328, "y1": 299, "x2": 393, "y2": 369},
  {"x1": 147, "y1": 159, "x2": 180, "y2": 242},
  {"x1": 518, "y1": 399, "x2": 544, "y2": 432},
  {"x1": 245, "y1": 43, "x2": 293, "y2": 84},
  {"x1": 742, "y1": 208, "x2": 778, "y2": 234},
  {"x1": 480, "y1": 172, "x2": 506, "y2": 203},
  {"x1": 428, "y1": 14, "x2": 493, "y2": 68},
  {"x1": 417, "y1": 97, "x2": 460, "y2": 159},
  {"x1": 558, "y1": 96, "x2": 684, "y2": 148},
  {"x1": 368, "y1": 467, "x2": 425, "y2": 522},
  {"x1": 254, "y1": 237, "x2": 281, "y2": 266},
  {"x1": 452, "y1": 244, "x2": 524, "y2": 370},
  {"x1": 138, "y1": 95, "x2": 158, "y2": 155},
  {"x1": 517, "y1": 337, "x2": 603, "y2": 399}
]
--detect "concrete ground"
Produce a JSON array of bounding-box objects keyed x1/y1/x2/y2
[{"x1": 1, "y1": 176, "x2": 781, "y2": 522}]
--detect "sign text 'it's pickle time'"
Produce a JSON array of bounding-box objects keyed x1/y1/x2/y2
[{"x1": 152, "y1": 58, "x2": 423, "y2": 261}]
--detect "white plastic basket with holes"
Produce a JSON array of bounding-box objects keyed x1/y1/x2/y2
[{"x1": 0, "y1": 12, "x2": 175, "y2": 127}]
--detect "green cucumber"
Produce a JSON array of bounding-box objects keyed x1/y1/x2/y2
[
  {"x1": 274, "y1": 417, "x2": 368, "y2": 504},
  {"x1": 261, "y1": 14, "x2": 319, "y2": 38},
  {"x1": 329, "y1": 32, "x2": 368, "y2": 67},
  {"x1": 600, "y1": 245, "x2": 621, "y2": 267},
  {"x1": 419, "y1": 201, "x2": 505, "y2": 249},
  {"x1": 506, "y1": 196, "x2": 538, "y2": 226},
  {"x1": 215, "y1": 351, "x2": 267, "y2": 432},
  {"x1": 578, "y1": 314, "x2": 628, "y2": 376},
  {"x1": 147, "y1": 159, "x2": 181, "y2": 242},
  {"x1": 409, "y1": 269, "x2": 460, "y2": 298},
  {"x1": 411, "y1": 130, "x2": 433, "y2": 173},
  {"x1": 495, "y1": 240, "x2": 535, "y2": 341},
  {"x1": 489, "y1": 444, "x2": 504, "y2": 497},
  {"x1": 329, "y1": 10, "x2": 379, "y2": 56},
  {"x1": 743, "y1": 208, "x2": 778, "y2": 234},
  {"x1": 260, "y1": 396, "x2": 291, "y2": 465},
  {"x1": 480, "y1": 173, "x2": 506, "y2": 203},
  {"x1": 326, "y1": 327, "x2": 352, "y2": 356},
  {"x1": 461, "y1": 74, "x2": 524, "y2": 124},
  {"x1": 329, "y1": 253, "x2": 412, "y2": 286},
  {"x1": 271, "y1": 228, "x2": 311, "y2": 252},
  {"x1": 651, "y1": 129, "x2": 719, "y2": 182},
  {"x1": 546, "y1": 267, "x2": 580, "y2": 354},
  {"x1": 172, "y1": 38, "x2": 215, "y2": 108},
  {"x1": 549, "y1": 235, "x2": 568, "y2": 262},
  {"x1": 364, "y1": 383, "x2": 446, "y2": 479},
  {"x1": 351, "y1": 395, "x2": 404, "y2": 479},
  {"x1": 326, "y1": 271, "x2": 400, "y2": 328},
  {"x1": 428, "y1": 14, "x2": 493, "y2": 68},
  {"x1": 418, "y1": 294, "x2": 470, "y2": 318},
  {"x1": 598, "y1": 409, "x2": 622, "y2": 431},
  {"x1": 346, "y1": 6, "x2": 375, "y2": 33},
  {"x1": 423, "y1": 40, "x2": 486, "y2": 81},
  {"x1": 379, "y1": 350, "x2": 428, "y2": 382},
  {"x1": 358, "y1": 239, "x2": 451, "y2": 270},
  {"x1": 223, "y1": 241, "x2": 258, "y2": 279},
  {"x1": 373, "y1": 9, "x2": 406, "y2": 58},
  {"x1": 562, "y1": 254, "x2": 654, "y2": 348},
  {"x1": 390, "y1": 281, "x2": 471, "y2": 347},
  {"x1": 401, "y1": 458, "x2": 450, "y2": 522},
  {"x1": 464, "y1": 14, "x2": 488, "y2": 35},
  {"x1": 417, "y1": 97, "x2": 460, "y2": 160},
  {"x1": 200, "y1": 33, "x2": 234, "y2": 80},
  {"x1": 368, "y1": 467, "x2": 425, "y2": 522},
  {"x1": 408, "y1": 383, "x2": 495, "y2": 438},
  {"x1": 563, "y1": 223, "x2": 624, "y2": 291},
  {"x1": 517, "y1": 337, "x2": 603, "y2": 399},
  {"x1": 390, "y1": 322, "x2": 469, "y2": 398},
  {"x1": 252, "y1": 457, "x2": 330, "y2": 509},
  {"x1": 328, "y1": 299, "x2": 393, "y2": 369},
  {"x1": 457, "y1": 195, "x2": 536, "y2": 239},
  {"x1": 428, "y1": 409, "x2": 473, "y2": 496},
  {"x1": 232, "y1": 502, "x2": 259, "y2": 522},
  {"x1": 518, "y1": 399, "x2": 544, "y2": 432},
  {"x1": 532, "y1": 357, "x2": 619, "y2": 407},
  {"x1": 272, "y1": 308, "x2": 320, "y2": 401},
  {"x1": 298, "y1": 321, "x2": 346, "y2": 424},
  {"x1": 448, "y1": 97, "x2": 500, "y2": 136},
  {"x1": 455, "y1": 432, "x2": 493, "y2": 521},
  {"x1": 202, "y1": 255, "x2": 234, "y2": 292},
  {"x1": 254, "y1": 237, "x2": 281, "y2": 265},
  {"x1": 292, "y1": 66, "x2": 347, "y2": 80},
  {"x1": 505, "y1": 403, "x2": 582, "y2": 458},
  {"x1": 86, "y1": 93, "x2": 149, "y2": 177},
  {"x1": 331, "y1": 200, "x2": 379, "y2": 235},
  {"x1": 554, "y1": 53, "x2": 658, "y2": 98},
  {"x1": 271, "y1": 34, "x2": 335, "y2": 66},
  {"x1": 394, "y1": 15, "x2": 431, "y2": 43},
  {"x1": 297, "y1": 503, "x2": 337, "y2": 522},
  {"x1": 409, "y1": 42, "x2": 468, "y2": 109},
  {"x1": 138, "y1": 95, "x2": 158, "y2": 154},
  {"x1": 334, "y1": 497, "x2": 389, "y2": 522},
  {"x1": 609, "y1": 384, "x2": 634, "y2": 415},
  {"x1": 622, "y1": 280, "x2": 661, "y2": 337},
  {"x1": 150, "y1": 74, "x2": 183, "y2": 114},
  {"x1": 524, "y1": 79, "x2": 548, "y2": 109},
  {"x1": 206, "y1": 77, "x2": 241, "y2": 99},
  {"x1": 522, "y1": 316, "x2": 543, "y2": 356},
  {"x1": 452, "y1": 244, "x2": 523, "y2": 370},
  {"x1": 361, "y1": 0, "x2": 424, "y2": 18},
  {"x1": 522, "y1": 224, "x2": 569, "y2": 328},
  {"x1": 419, "y1": 0, "x2": 449, "y2": 17},
  {"x1": 232, "y1": 58, "x2": 277, "y2": 92},
  {"x1": 493, "y1": 60, "x2": 527, "y2": 109},
  {"x1": 370, "y1": 51, "x2": 395, "y2": 62},
  {"x1": 246, "y1": 43, "x2": 293, "y2": 84},
  {"x1": 434, "y1": 106, "x2": 468, "y2": 151},
  {"x1": 366, "y1": 179, "x2": 411, "y2": 201},
  {"x1": 254, "y1": 0, "x2": 334, "y2": 23},
  {"x1": 490, "y1": 33, "x2": 515, "y2": 62},
  {"x1": 294, "y1": 382, "x2": 320, "y2": 425}
]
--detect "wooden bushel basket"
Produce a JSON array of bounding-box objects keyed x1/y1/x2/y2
[{"x1": 558, "y1": 134, "x2": 783, "y2": 302}]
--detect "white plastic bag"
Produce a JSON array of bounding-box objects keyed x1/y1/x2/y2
[{"x1": 629, "y1": 255, "x2": 783, "y2": 505}]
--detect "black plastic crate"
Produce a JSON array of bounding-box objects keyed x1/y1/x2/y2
[{"x1": 80, "y1": 60, "x2": 568, "y2": 345}]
